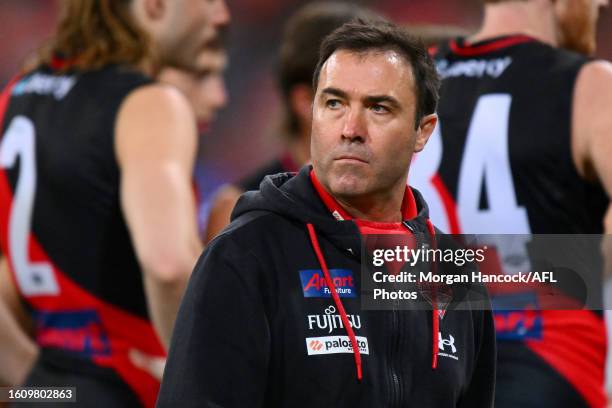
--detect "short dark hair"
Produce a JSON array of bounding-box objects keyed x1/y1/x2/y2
[
  {"x1": 313, "y1": 19, "x2": 441, "y2": 127},
  {"x1": 278, "y1": 3, "x2": 380, "y2": 137}
]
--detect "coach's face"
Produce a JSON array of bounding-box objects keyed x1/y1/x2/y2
[{"x1": 311, "y1": 49, "x2": 436, "y2": 202}]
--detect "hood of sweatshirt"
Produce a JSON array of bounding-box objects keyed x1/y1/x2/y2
[
  {"x1": 231, "y1": 165, "x2": 434, "y2": 260},
  {"x1": 231, "y1": 165, "x2": 444, "y2": 377}
]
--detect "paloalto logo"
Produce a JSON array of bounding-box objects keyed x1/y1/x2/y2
[
  {"x1": 309, "y1": 340, "x2": 323, "y2": 351},
  {"x1": 305, "y1": 335, "x2": 369, "y2": 356},
  {"x1": 307, "y1": 305, "x2": 361, "y2": 333}
]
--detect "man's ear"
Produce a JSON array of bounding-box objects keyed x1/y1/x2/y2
[
  {"x1": 143, "y1": 0, "x2": 165, "y2": 20},
  {"x1": 414, "y1": 113, "x2": 438, "y2": 153}
]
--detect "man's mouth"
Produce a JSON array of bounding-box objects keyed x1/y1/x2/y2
[{"x1": 334, "y1": 155, "x2": 369, "y2": 164}]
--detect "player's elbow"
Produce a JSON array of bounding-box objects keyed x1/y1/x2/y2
[{"x1": 139, "y1": 249, "x2": 197, "y2": 285}]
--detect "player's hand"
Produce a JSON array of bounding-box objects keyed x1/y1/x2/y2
[{"x1": 129, "y1": 349, "x2": 166, "y2": 381}]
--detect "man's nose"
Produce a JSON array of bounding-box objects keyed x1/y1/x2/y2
[
  {"x1": 214, "y1": 0, "x2": 231, "y2": 27},
  {"x1": 341, "y1": 107, "x2": 366, "y2": 142}
]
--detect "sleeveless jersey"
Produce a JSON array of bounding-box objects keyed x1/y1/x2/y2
[
  {"x1": 0, "y1": 63, "x2": 165, "y2": 407},
  {"x1": 410, "y1": 36, "x2": 607, "y2": 407}
]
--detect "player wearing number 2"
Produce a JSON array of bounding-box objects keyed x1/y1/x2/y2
[
  {"x1": 0, "y1": 0, "x2": 228, "y2": 406},
  {"x1": 410, "y1": 0, "x2": 612, "y2": 407}
]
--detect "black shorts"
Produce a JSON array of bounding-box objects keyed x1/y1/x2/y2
[{"x1": 13, "y1": 349, "x2": 141, "y2": 408}]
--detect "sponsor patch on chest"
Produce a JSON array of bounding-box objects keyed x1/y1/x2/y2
[
  {"x1": 306, "y1": 336, "x2": 369, "y2": 355},
  {"x1": 299, "y1": 269, "x2": 356, "y2": 298}
]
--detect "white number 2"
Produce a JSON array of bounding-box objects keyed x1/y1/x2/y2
[{"x1": 0, "y1": 116, "x2": 58, "y2": 295}]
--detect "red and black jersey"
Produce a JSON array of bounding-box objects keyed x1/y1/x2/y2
[
  {"x1": 410, "y1": 36, "x2": 607, "y2": 407},
  {"x1": 0, "y1": 64, "x2": 164, "y2": 407}
]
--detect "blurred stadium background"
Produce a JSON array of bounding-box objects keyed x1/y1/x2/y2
[{"x1": 2, "y1": 0, "x2": 610, "y2": 214}]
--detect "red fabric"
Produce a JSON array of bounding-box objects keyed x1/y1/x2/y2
[
  {"x1": 306, "y1": 223, "x2": 362, "y2": 381},
  {"x1": 309, "y1": 169, "x2": 439, "y2": 370},
  {"x1": 450, "y1": 35, "x2": 535, "y2": 57},
  {"x1": 0, "y1": 74, "x2": 164, "y2": 408},
  {"x1": 309, "y1": 169, "x2": 417, "y2": 230},
  {"x1": 0, "y1": 167, "x2": 165, "y2": 408},
  {"x1": 49, "y1": 55, "x2": 78, "y2": 70},
  {"x1": 526, "y1": 310, "x2": 607, "y2": 408},
  {"x1": 0, "y1": 75, "x2": 20, "y2": 126},
  {"x1": 431, "y1": 174, "x2": 462, "y2": 234},
  {"x1": 426, "y1": 219, "x2": 439, "y2": 369}
]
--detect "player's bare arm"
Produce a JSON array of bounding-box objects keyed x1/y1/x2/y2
[
  {"x1": 0, "y1": 256, "x2": 37, "y2": 386},
  {"x1": 115, "y1": 83, "x2": 203, "y2": 348},
  {"x1": 572, "y1": 60, "x2": 612, "y2": 273}
]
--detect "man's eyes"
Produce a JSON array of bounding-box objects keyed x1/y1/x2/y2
[
  {"x1": 325, "y1": 99, "x2": 342, "y2": 109},
  {"x1": 370, "y1": 104, "x2": 390, "y2": 114},
  {"x1": 323, "y1": 99, "x2": 392, "y2": 113}
]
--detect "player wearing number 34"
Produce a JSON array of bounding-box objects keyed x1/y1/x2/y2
[
  {"x1": 409, "y1": 0, "x2": 612, "y2": 407},
  {"x1": 158, "y1": 20, "x2": 496, "y2": 408}
]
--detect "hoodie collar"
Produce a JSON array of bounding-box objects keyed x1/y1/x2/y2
[
  {"x1": 231, "y1": 164, "x2": 442, "y2": 372},
  {"x1": 309, "y1": 169, "x2": 418, "y2": 225},
  {"x1": 231, "y1": 165, "x2": 431, "y2": 257}
]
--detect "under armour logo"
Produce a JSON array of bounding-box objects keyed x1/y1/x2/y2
[{"x1": 438, "y1": 332, "x2": 456, "y2": 354}]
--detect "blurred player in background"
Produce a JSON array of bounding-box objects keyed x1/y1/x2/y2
[
  {"x1": 158, "y1": 50, "x2": 228, "y2": 136},
  {"x1": 0, "y1": 0, "x2": 229, "y2": 406},
  {"x1": 410, "y1": 0, "x2": 612, "y2": 407},
  {"x1": 0, "y1": 48, "x2": 229, "y2": 390},
  {"x1": 406, "y1": 25, "x2": 474, "y2": 48},
  {"x1": 204, "y1": 2, "x2": 379, "y2": 243},
  {"x1": 128, "y1": 49, "x2": 229, "y2": 380}
]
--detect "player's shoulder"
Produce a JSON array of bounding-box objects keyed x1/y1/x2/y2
[
  {"x1": 121, "y1": 82, "x2": 188, "y2": 111},
  {"x1": 573, "y1": 59, "x2": 612, "y2": 123},
  {"x1": 572, "y1": 59, "x2": 612, "y2": 108},
  {"x1": 117, "y1": 81, "x2": 195, "y2": 131},
  {"x1": 576, "y1": 59, "x2": 612, "y2": 84},
  {"x1": 114, "y1": 80, "x2": 197, "y2": 166}
]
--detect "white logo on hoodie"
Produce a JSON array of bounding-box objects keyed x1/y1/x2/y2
[{"x1": 438, "y1": 332, "x2": 459, "y2": 361}]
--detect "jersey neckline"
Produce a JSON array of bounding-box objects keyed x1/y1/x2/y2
[{"x1": 449, "y1": 34, "x2": 537, "y2": 57}]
